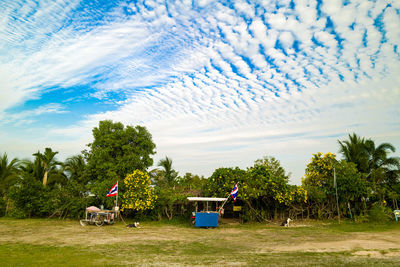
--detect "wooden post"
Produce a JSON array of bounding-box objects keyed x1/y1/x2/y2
[{"x1": 334, "y1": 167, "x2": 340, "y2": 224}]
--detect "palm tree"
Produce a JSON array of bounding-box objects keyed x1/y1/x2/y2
[
  {"x1": 19, "y1": 157, "x2": 45, "y2": 182},
  {"x1": 157, "y1": 156, "x2": 178, "y2": 187},
  {"x1": 339, "y1": 134, "x2": 400, "y2": 202},
  {"x1": 364, "y1": 139, "x2": 400, "y2": 187},
  {"x1": 33, "y1": 148, "x2": 61, "y2": 186},
  {"x1": 64, "y1": 155, "x2": 86, "y2": 183},
  {"x1": 365, "y1": 140, "x2": 399, "y2": 171},
  {"x1": 339, "y1": 133, "x2": 400, "y2": 175},
  {"x1": 338, "y1": 133, "x2": 369, "y2": 173},
  {"x1": 0, "y1": 153, "x2": 20, "y2": 195}
]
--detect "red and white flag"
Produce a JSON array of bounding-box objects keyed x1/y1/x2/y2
[
  {"x1": 106, "y1": 181, "x2": 118, "y2": 197},
  {"x1": 230, "y1": 183, "x2": 239, "y2": 202}
]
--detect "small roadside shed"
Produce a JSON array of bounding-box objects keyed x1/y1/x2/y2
[{"x1": 187, "y1": 197, "x2": 227, "y2": 227}]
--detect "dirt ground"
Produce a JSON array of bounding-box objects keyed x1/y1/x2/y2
[
  {"x1": 0, "y1": 220, "x2": 400, "y2": 264},
  {"x1": 269, "y1": 233, "x2": 400, "y2": 255},
  {"x1": 1, "y1": 219, "x2": 400, "y2": 259}
]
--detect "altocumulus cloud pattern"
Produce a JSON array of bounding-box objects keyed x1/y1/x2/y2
[{"x1": 1, "y1": 0, "x2": 399, "y2": 183}]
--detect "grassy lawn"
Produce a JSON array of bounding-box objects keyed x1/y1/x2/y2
[{"x1": 1, "y1": 218, "x2": 400, "y2": 266}]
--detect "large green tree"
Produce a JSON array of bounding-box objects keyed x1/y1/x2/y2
[{"x1": 83, "y1": 120, "x2": 156, "y2": 205}]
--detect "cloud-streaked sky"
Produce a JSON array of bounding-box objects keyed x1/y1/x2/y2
[{"x1": 1, "y1": 0, "x2": 399, "y2": 184}]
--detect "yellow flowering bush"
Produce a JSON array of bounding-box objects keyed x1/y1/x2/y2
[
  {"x1": 303, "y1": 152, "x2": 336, "y2": 188},
  {"x1": 282, "y1": 185, "x2": 308, "y2": 205},
  {"x1": 121, "y1": 170, "x2": 157, "y2": 212}
]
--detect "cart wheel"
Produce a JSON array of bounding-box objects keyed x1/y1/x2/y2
[
  {"x1": 80, "y1": 220, "x2": 87, "y2": 226},
  {"x1": 95, "y1": 216, "x2": 104, "y2": 227}
]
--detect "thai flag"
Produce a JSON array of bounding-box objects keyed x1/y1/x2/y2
[
  {"x1": 106, "y1": 181, "x2": 118, "y2": 197},
  {"x1": 230, "y1": 183, "x2": 239, "y2": 202}
]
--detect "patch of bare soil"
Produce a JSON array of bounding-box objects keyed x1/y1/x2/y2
[
  {"x1": 0, "y1": 224, "x2": 200, "y2": 246},
  {"x1": 265, "y1": 232, "x2": 400, "y2": 255},
  {"x1": 352, "y1": 250, "x2": 400, "y2": 258}
]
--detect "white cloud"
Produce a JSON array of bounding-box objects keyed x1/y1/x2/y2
[
  {"x1": 1, "y1": 0, "x2": 400, "y2": 184},
  {"x1": 279, "y1": 31, "x2": 294, "y2": 50}
]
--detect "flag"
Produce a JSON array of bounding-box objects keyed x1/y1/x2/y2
[
  {"x1": 106, "y1": 181, "x2": 118, "y2": 197},
  {"x1": 230, "y1": 183, "x2": 239, "y2": 202}
]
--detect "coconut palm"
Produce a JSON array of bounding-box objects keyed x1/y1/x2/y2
[
  {"x1": 157, "y1": 156, "x2": 178, "y2": 187},
  {"x1": 365, "y1": 140, "x2": 399, "y2": 171},
  {"x1": 338, "y1": 133, "x2": 369, "y2": 173},
  {"x1": 364, "y1": 139, "x2": 400, "y2": 186},
  {"x1": 64, "y1": 155, "x2": 86, "y2": 183},
  {"x1": 339, "y1": 134, "x2": 400, "y2": 202},
  {"x1": 0, "y1": 153, "x2": 20, "y2": 195},
  {"x1": 33, "y1": 148, "x2": 61, "y2": 186},
  {"x1": 19, "y1": 157, "x2": 45, "y2": 182}
]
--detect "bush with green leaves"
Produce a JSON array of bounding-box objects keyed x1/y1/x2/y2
[
  {"x1": 302, "y1": 152, "x2": 367, "y2": 219},
  {"x1": 0, "y1": 196, "x2": 6, "y2": 217},
  {"x1": 46, "y1": 181, "x2": 88, "y2": 219},
  {"x1": 7, "y1": 175, "x2": 49, "y2": 218},
  {"x1": 368, "y1": 203, "x2": 392, "y2": 223}
]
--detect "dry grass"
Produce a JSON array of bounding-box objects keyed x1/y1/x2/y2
[{"x1": 1, "y1": 218, "x2": 400, "y2": 266}]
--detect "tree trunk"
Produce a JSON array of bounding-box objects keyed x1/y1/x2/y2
[
  {"x1": 43, "y1": 171, "x2": 48, "y2": 186},
  {"x1": 157, "y1": 211, "x2": 162, "y2": 221},
  {"x1": 244, "y1": 200, "x2": 263, "y2": 222},
  {"x1": 164, "y1": 206, "x2": 173, "y2": 220}
]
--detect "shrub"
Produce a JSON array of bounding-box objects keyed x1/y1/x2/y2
[
  {"x1": 122, "y1": 170, "x2": 157, "y2": 213},
  {"x1": 368, "y1": 203, "x2": 392, "y2": 223},
  {"x1": 6, "y1": 176, "x2": 48, "y2": 218},
  {"x1": 353, "y1": 214, "x2": 369, "y2": 223},
  {"x1": 0, "y1": 197, "x2": 5, "y2": 217}
]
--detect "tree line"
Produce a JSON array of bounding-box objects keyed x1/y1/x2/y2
[{"x1": 1, "y1": 121, "x2": 399, "y2": 222}]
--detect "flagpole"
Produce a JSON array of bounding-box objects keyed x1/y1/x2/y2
[
  {"x1": 116, "y1": 181, "x2": 118, "y2": 208},
  {"x1": 219, "y1": 182, "x2": 238, "y2": 213},
  {"x1": 219, "y1": 193, "x2": 231, "y2": 213},
  {"x1": 334, "y1": 168, "x2": 340, "y2": 224}
]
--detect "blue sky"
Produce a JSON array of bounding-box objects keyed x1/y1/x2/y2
[{"x1": 1, "y1": 0, "x2": 399, "y2": 184}]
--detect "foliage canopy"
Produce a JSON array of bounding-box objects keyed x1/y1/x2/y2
[{"x1": 83, "y1": 120, "x2": 156, "y2": 183}]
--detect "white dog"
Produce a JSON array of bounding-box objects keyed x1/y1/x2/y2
[{"x1": 280, "y1": 218, "x2": 292, "y2": 227}]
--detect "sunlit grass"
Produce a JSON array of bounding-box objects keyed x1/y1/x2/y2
[{"x1": 1, "y1": 218, "x2": 400, "y2": 266}]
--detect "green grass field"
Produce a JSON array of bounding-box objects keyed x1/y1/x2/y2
[{"x1": 1, "y1": 218, "x2": 400, "y2": 266}]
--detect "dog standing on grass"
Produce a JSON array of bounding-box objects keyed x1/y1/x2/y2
[{"x1": 280, "y1": 218, "x2": 292, "y2": 227}]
